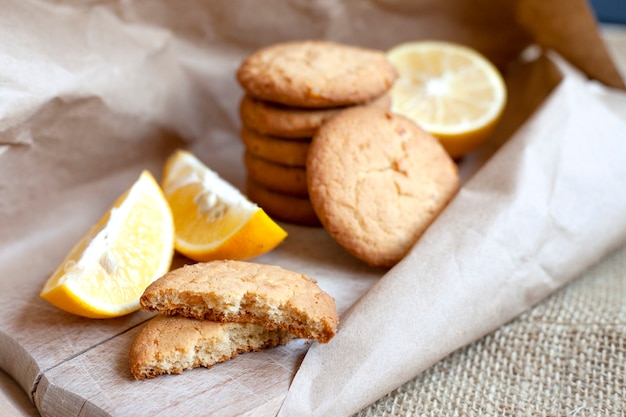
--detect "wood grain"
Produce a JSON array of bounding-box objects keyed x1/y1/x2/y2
[{"x1": 34, "y1": 325, "x2": 311, "y2": 417}]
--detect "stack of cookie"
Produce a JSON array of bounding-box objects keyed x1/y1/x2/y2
[{"x1": 236, "y1": 40, "x2": 398, "y2": 226}]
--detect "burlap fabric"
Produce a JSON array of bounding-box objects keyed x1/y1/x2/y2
[{"x1": 356, "y1": 239, "x2": 626, "y2": 416}]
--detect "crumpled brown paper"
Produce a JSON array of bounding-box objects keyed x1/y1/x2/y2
[{"x1": 1, "y1": 1, "x2": 625, "y2": 416}]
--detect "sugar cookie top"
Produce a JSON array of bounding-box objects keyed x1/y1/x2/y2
[
  {"x1": 307, "y1": 106, "x2": 460, "y2": 268},
  {"x1": 236, "y1": 41, "x2": 398, "y2": 108},
  {"x1": 140, "y1": 260, "x2": 338, "y2": 343}
]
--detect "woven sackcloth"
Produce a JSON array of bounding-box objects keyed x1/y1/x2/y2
[{"x1": 356, "y1": 240, "x2": 626, "y2": 417}]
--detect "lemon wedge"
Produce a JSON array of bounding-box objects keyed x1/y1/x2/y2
[
  {"x1": 162, "y1": 150, "x2": 287, "y2": 262},
  {"x1": 40, "y1": 171, "x2": 175, "y2": 318},
  {"x1": 387, "y1": 40, "x2": 507, "y2": 158}
]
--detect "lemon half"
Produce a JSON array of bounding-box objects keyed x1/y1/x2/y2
[{"x1": 388, "y1": 40, "x2": 507, "y2": 158}]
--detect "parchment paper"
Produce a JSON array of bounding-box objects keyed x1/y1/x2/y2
[
  {"x1": 1, "y1": 1, "x2": 625, "y2": 416},
  {"x1": 279, "y1": 69, "x2": 626, "y2": 416}
]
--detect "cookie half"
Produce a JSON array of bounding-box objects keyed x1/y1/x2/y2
[
  {"x1": 239, "y1": 93, "x2": 392, "y2": 139},
  {"x1": 237, "y1": 40, "x2": 398, "y2": 108},
  {"x1": 129, "y1": 315, "x2": 292, "y2": 379},
  {"x1": 140, "y1": 260, "x2": 338, "y2": 343},
  {"x1": 307, "y1": 106, "x2": 460, "y2": 268}
]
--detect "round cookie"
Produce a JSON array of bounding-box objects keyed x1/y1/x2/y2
[
  {"x1": 244, "y1": 152, "x2": 308, "y2": 196},
  {"x1": 240, "y1": 125, "x2": 310, "y2": 167},
  {"x1": 239, "y1": 93, "x2": 392, "y2": 139},
  {"x1": 236, "y1": 40, "x2": 398, "y2": 108},
  {"x1": 307, "y1": 106, "x2": 460, "y2": 268},
  {"x1": 246, "y1": 179, "x2": 321, "y2": 227}
]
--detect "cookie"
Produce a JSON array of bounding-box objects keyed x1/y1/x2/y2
[
  {"x1": 239, "y1": 93, "x2": 392, "y2": 139},
  {"x1": 240, "y1": 125, "x2": 310, "y2": 167},
  {"x1": 236, "y1": 40, "x2": 398, "y2": 108},
  {"x1": 244, "y1": 152, "x2": 308, "y2": 196},
  {"x1": 140, "y1": 260, "x2": 338, "y2": 343},
  {"x1": 246, "y1": 178, "x2": 321, "y2": 227},
  {"x1": 129, "y1": 315, "x2": 292, "y2": 379},
  {"x1": 307, "y1": 106, "x2": 460, "y2": 268}
]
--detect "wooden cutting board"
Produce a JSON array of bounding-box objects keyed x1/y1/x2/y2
[{"x1": 0, "y1": 165, "x2": 382, "y2": 417}]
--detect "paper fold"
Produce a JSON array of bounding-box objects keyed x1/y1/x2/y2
[{"x1": 278, "y1": 75, "x2": 626, "y2": 417}]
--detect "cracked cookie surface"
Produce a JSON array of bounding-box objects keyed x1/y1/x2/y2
[
  {"x1": 236, "y1": 40, "x2": 398, "y2": 108},
  {"x1": 307, "y1": 106, "x2": 460, "y2": 268},
  {"x1": 140, "y1": 260, "x2": 338, "y2": 343}
]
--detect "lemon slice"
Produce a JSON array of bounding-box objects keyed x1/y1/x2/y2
[
  {"x1": 40, "y1": 171, "x2": 175, "y2": 318},
  {"x1": 387, "y1": 40, "x2": 507, "y2": 158},
  {"x1": 162, "y1": 150, "x2": 287, "y2": 262}
]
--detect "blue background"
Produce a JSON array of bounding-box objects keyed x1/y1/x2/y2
[{"x1": 590, "y1": 0, "x2": 626, "y2": 23}]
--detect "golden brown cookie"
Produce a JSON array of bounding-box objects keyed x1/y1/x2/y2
[
  {"x1": 244, "y1": 152, "x2": 308, "y2": 196},
  {"x1": 140, "y1": 260, "x2": 338, "y2": 343},
  {"x1": 307, "y1": 106, "x2": 460, "y2": 268},
  {"x1": 240, "y1": 125, "x2": 310, "y2": 167},
  {"x1": 239, "y1": 93, "x2": 392, "y2": 139},
  {"x1": 236, "y1": 40, "x2": 398, "y2": 108},
  {"x1": 246, "y1": 178, "x2": 321, "y2": 227},
  {"x1": 129, "y1": 315, "x2": 292, "y2": 379}
]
